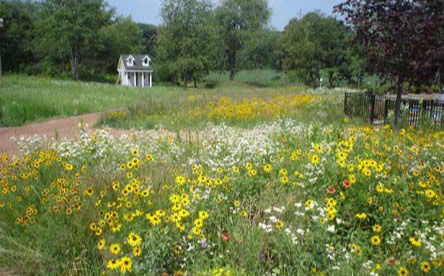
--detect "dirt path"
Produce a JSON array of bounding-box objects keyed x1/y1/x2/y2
[{"x1": 0, "y1": 112, "x2": 106, "y2": 155}]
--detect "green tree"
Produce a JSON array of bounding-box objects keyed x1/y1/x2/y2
[
  {"x1": 98, "y1": 16, "x2": 144, "y2": 74},
  {"x1": 280, "y1": 17, "x2": 319, "y2": 86},
  {"x1": 280, "y1": 12, "x2": 349, "y2": 88},
  {"x1": 238, "y1": 28, "x2": 279, "y2": 70},
  {"x1": 157, "y1": 0, "x2": 218, "y2": 87},
  {"x1": 216, "y1": 0, "x2": 271, "y2": 80},
  {"x1": 33, "y1": 0, "x2": 113, "y2": 80},
  {"x1": 139, "y1": 23, "x2": 158, "y2": 58},
  {"x1": 0, "y1": 0, "x2": 37, "y2": 73}
]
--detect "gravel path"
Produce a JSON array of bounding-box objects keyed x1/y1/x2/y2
[{"x1": 0, "y1": 111, "x2": 106, "y2": 155}]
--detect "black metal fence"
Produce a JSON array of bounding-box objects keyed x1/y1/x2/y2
[{"x1": 344, "y1": 92, "x2": 444, "y2": 127}]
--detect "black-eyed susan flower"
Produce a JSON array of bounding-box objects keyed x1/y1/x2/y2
[
  {"x1": 133, "y1": 247, "x2": 142, "y2": 257},
  {"x1": 127, "y1": 232, "x2": 142, "y2": 247},
  {"x1": 371, "y1": 235, "x2": 381, "y2": 246},
  {"x1": 110, "y1": 243, "x2": 121, "y2": 255},
  {"x1": 106, "y1": 259, "x2": 120, "y2": 270},
  {"x1": 397, "y1": 267, "x2": 408, "y2": 276},
  {"x1": 373, "y1": 224, "x2": 382, "y2": 233},
  {"x1": 97, "y1": 239, "x2": 106, "y2": 250},
  {"x1": 119, "y1": 256, "x2": 132, "y2": 273},
  {"x1": 420, "y1": 261, "x2": 431, "y2": 273}
]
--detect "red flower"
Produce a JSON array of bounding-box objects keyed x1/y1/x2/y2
[
  {"x1": 387, "y1": 258, "x2": 397, "y2": 266},
  {"x1": 343, "y1": 180, "x2": 351, "y2": 189},
  {"x1": 327, "y1": 186, "x2": 336, "y2": 194},
  {"x1": 221, "y1": 232, "x2": 230, "y2": 242}
]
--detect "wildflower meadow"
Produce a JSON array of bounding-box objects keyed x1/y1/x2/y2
[{"x1": 1, "y1": 107, "x2": 443, "y2": 275}]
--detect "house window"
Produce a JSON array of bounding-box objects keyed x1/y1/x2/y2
[
  {"x1": 127, "y1": 56, "x2": 135, "y2": 66},
  {"x1": 143, "y1": 57, "x2": 149, "y2": 66}
]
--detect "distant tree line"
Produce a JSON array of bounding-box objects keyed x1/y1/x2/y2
[
  {"x1": 0, "y1": 0, "x2": 156, "y2": 82},
  {"x1": 0, "y1": 0, "x2": 443, "y2": 90}
]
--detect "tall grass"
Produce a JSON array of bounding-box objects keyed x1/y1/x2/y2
[
  {"x1": 0, "y1": 75, "x2": 179, "y2": 127},
  {"x1": 205, "y1": 70, "x2": 300, "y2": 88}
]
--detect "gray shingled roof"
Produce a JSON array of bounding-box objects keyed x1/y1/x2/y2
[{"x1": 120, "y1": 55, "x2": 153, "y2": 71}]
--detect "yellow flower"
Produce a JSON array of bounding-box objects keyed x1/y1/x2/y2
[
  {"x1": 198, "y1": 211, "x2": 209, "y2": 220},
  {"x1": 145, "y1": 154, "x2": 154, "y2": 162},
  {"x1": 170, "y1": 194, "x2": 180, "y2": 204},
  {"x1": 106, "y1": 259, "x2": 120, "y2": 270},
  {"x1": 371, "y1": 235, "x2": 381, "y2": 246},
  {"x1": 376, "y1": 184, "x2": 384, "y2": 193},
  {"x1": 64, "y1": 163, "x2": 73, "y2": 171},
  {"x1": 425, "y1": 189, "x2": 436, "y2": 199},
  {"x1": 420, "y1": 261, "x2": 431, "y2": 273},
  {"x1": 127, "y1": 232, "x2": 142, "y2": 247},
  {"x1": 97, "y1": 239, "x2": 106, "y2": 250},
  {"x1": 355, "y1": 213, "x2": 367, "y2": 220},
  {"x1": 110, "y1": 243, "x2": 121, "y2": 255},
  {"x1": 409, "y1": 236, "x2": 422, "y2": 247},
  {"x1": 274, "y1": 220, "x2": 284, "y2": 229},
  {"x1": 311, "y1": 155, "x2": 320, "y2": 165},
  {"x1": 263, "y1": 164, "x2": 273, "y2": 173},
  {"x1": 84, "y1": 186, "x2": 94, "y2": 197},
  {"x1": 362, "y1": 168, "x2": 372, "y2": 177},
  {"x1": 248, "y1": 169, "x2": 257, "y2": 177},
  {"x1": 280, "y1": 175, "x2": 289, "y2": 184},
  {"x1": 175, "y1": 175, "x2": 186, "y2": 185},
  {"x1": 372, "y1": 224, "x2": 382, "y2": 233},
  {"x1": 119, "y1": 256, "x2": 132, "y2": 273},
  {"x1": 194, "y1": 218, "x2": 204, "y2": 228},
  {"x1": 192, "y1": 227, "x2": 201, "y2": 236},
  {"x1": 176, "y1": 222, "x2": 185, "y2": 231},
  {"x1": 398, "y1": 267, "x2": 408, "y2": 276},
  {"x1": 133, "y1": 247, "x2": 142, "y2": 257}
]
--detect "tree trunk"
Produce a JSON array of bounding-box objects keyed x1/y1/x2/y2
[
  {"x1": 228, "y1": 52, "x2": 236, "y2": 81},
  {"x1": 194, "y1": 78, "x2": 197, "y2": 88},
  {"x1": 394, "y1": 80, "x2": 403, "y2": 129},
  {"x1": 328, "y1": 71, "x2": 334, "y2": 88},
  {"x1": 229, "y1": 68, "x2": 235, "y2": 81}
]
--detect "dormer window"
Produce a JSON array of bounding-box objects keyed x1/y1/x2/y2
[
  {"x1": 126, "y1": 56, "x2": 135, "y2": 67},
  {"x1": 143, "y1": 56, "x2": 150, "y2": 67}
]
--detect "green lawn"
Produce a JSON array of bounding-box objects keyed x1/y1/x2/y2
[
  {"x1": 0, "y1": 75, "x2": 179, "y2": 127},
  {"x1": 205, "y1": 69, "x2": 299, "y2": 87}
]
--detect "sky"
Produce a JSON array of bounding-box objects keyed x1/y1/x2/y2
[{"x1": 106, "y1": 0, "x2": 343, "y2": 31}]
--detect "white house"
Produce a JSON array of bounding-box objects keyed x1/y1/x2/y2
[{"x1": 117, "y1": 55, "x2": 153, "y2": 87}]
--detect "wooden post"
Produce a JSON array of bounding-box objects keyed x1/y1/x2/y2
[{"x1": 370, "y1": 93, "x2": 376, "y2": 124}]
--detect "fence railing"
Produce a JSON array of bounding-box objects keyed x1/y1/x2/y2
[{"x1": 344, "y1": 92, "x2": 444, "y2": 127}]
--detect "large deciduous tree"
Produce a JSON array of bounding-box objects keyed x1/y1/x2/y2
[
  {"x1": 157, "y1": 0, "x2": 218, "y2": 87},
  {"x1": 34, "y1": 0, "x2": 113, "y2": 80},
  {"x1": 98, "y1": 16, "x2": 144, "y2": 74},
  {"x1": 280, "y1": 12, "x2": 349, "y2": 88},
  {"x1": 0, "y1": 0, "x2": 37, "y2": 73},
  {"x1": 216, "y1": 0, "x2": 271, "y2": 81},
  {"x1": 335, "y1": 0, "x2": 444, "y2": 128}
]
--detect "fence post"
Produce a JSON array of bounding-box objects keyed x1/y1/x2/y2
[
  {"x1": 344, "y1": 93, "x2": 348, "y2": 116},
  {"x1": 370, "y1": 93, "x2": 375, "y2": 124}
]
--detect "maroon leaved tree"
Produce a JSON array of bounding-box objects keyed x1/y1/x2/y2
[{"x1": 335, "y1": 0, "x2": 444, "y2": 128}]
